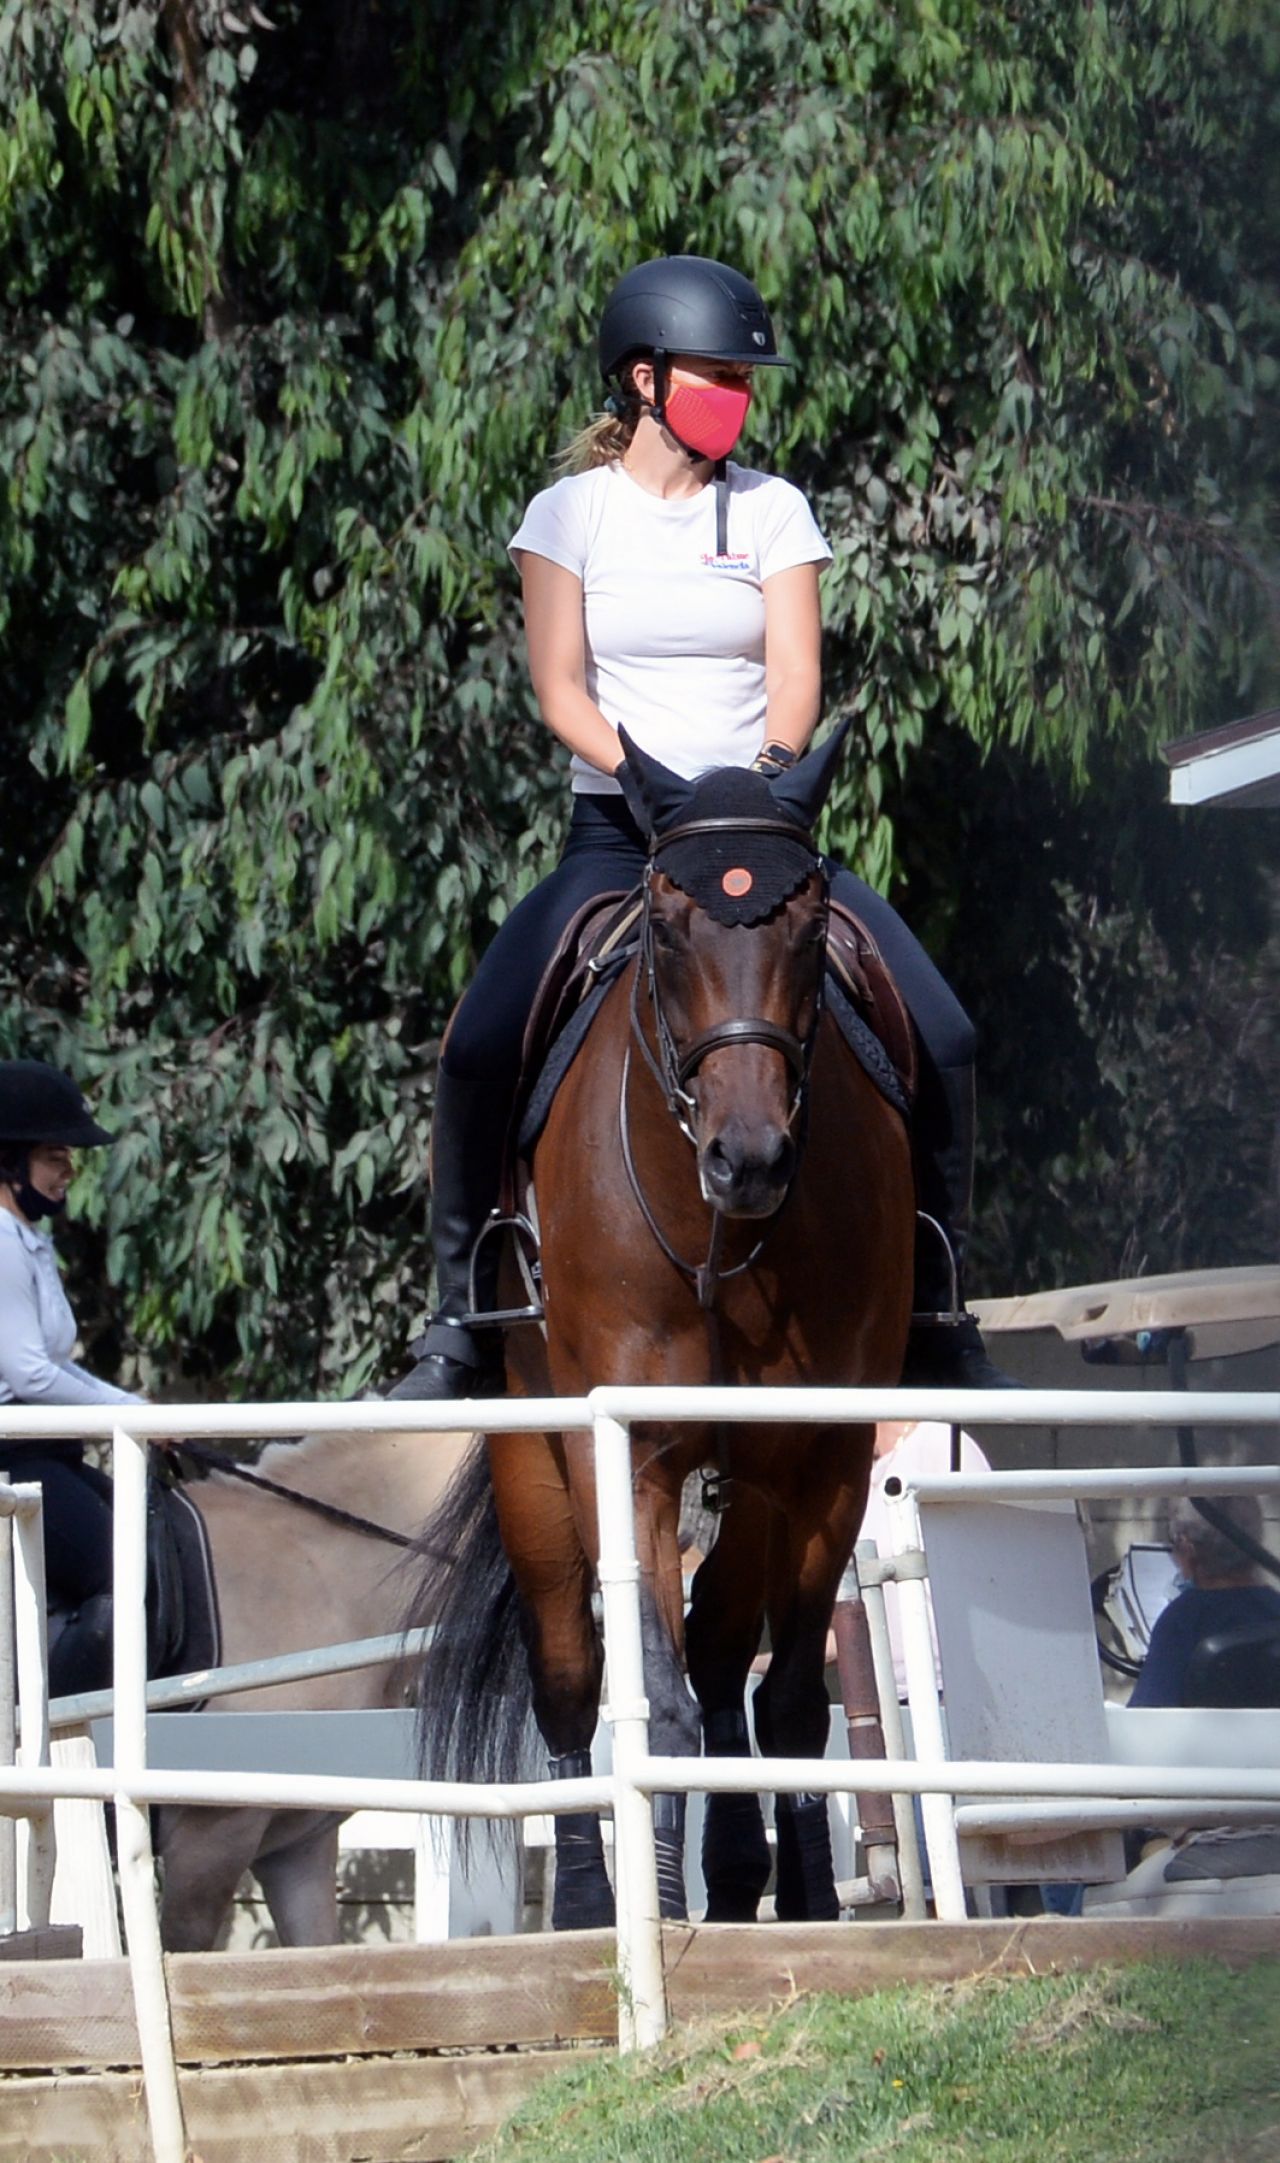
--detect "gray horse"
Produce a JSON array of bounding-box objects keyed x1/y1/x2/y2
[{"x1": 153, "y1": 1423, "x2": 472, "y2": 1951}]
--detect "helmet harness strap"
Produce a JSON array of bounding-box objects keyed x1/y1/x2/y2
[{"x1": 634, "y1": 348, "x2": 730, "y2": 555}]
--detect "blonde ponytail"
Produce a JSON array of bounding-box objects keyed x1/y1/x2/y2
[
  {"x1": 553, "y1": 370, "x2": 643, "y2": 474},
  {"x1": 552, "y1": 408, "x2": 638, "y2": 475}
]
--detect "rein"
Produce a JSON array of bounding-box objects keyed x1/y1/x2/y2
[
  {"x1": 619, "y1": 811, "x2": 830, "y2": 1513},
  {"x1": 619, "y1": 1038, "x2": 766, "y2": 1309},
  {"x1": 176, "y1": 1440, "x2": 424, "y2": 1554}
]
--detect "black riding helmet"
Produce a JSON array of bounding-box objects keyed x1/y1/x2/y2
[
  {"x1": 598, "y1": 255, "x2": 791, "y2": 381},
  {"x1": 0, "y1": 1060, "x2": 113, "y2": 1147}
]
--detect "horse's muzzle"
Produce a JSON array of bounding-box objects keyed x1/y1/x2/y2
[{"x1": 698, "y1": 1119, "x2": 796, "y2": 1217}]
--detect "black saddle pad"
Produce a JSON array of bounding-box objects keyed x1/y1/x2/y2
[
  {"x1": 147, "y1": 1480, "x2": 221, "y2": 1698},
  {"x1": 517, "y1": 953, "x2": 909, "y2": 1160}
]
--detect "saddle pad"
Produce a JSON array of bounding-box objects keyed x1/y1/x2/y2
[
  {"x1": 825, "y1": 979, "x2": 912, "y2": 1118},
  {"x1": 517, "y1": 969, "x2": 620, "y2": 1158},
  {"x1": 152, "y1": 1483, "x2": 222, "y2": 1701},
  {"x1": 517, "y1": 946, "x2": 911, "y2": 1160},
  {"x1": 826, "y1": 899, "x2": 917, "y2": 1104}
]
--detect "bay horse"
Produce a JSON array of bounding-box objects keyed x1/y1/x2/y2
[
  {"x1": 411, "y1": 728, "x2": 914, "y2": 1927},
  {"x1": 152, "y1": 1424, "x2": 471, "y2": 1950}
]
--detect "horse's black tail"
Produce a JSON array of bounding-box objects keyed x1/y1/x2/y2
[{"x1": 404, "y1": 1438, "x2": 536, "y2": 1801}]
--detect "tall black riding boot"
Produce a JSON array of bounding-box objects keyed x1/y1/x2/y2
[
  {"x1": 902, "y1": 1063, "x2": 1019, "y2": 1390},
  {"x1": 387, "y1": 1071, "x2": 512, "y2": 1402},
  {"x1": 48, "y1": 1591, "x2": 114, "y2": 1698}
]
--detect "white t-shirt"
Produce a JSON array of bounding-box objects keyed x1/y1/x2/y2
[
  {"x1": 0, "y1": 1211, "x2": 142, "y2": 1408},
  {"x1": 859, "y1": 1421, "x2": 992, "y2": 1699},
  {"x1": 509, "y1": 461, "x2": 831, "y2": 794}
]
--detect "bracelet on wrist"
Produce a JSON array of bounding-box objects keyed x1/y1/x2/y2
[{"x1": 751, "y1": 740, "x2": 800, "y2": 775}]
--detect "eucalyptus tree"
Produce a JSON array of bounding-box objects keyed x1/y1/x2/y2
[{"x1": 1, "y1": 0, "x2": 1275, "y2": 1390}]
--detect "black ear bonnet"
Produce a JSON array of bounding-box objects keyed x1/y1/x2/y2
[{"x1": 649, "y1": 766, "x2": 823, "y2": 928}]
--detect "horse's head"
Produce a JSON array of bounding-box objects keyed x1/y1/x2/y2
[{"x1": 619, "y1": 727, "x2": 848, "y2": 1219}]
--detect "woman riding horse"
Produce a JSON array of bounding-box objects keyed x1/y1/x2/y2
[
  {"x1": 0, "y1": 1058, "x2": 162, "y2": 1694},
  {"x1": 391, "y1": 253, "x2": 1009, "y2": 1401}
]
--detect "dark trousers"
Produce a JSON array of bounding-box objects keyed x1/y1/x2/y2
[
  {"x1": 442, "y1": 793, "x2": 975, "y2": 1094},
  {"x1": 0, "y1": 1443, "x2": 113, "y2": 1609},
  {"x1": 422, "y1": 794, "x2": 978, "y2": 1349}
]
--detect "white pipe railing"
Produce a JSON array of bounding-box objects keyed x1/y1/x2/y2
[
  {"x1": 47, "y1": 1625, "x2": 436, "y2": 1730},
  {"x1": 0, "y1": 1387, "x2": 1277, "y2": 2163},
  {"x1": 111, "y1": 1424, "x2": 186, "y2": 2163},
  {"x1": 0, "y1": 1385, "x2": 1275, "y2": 1441},
  {"x1": 0, "y1": 1478, "x2": 55, "y2": 1933},
  {"x1": 0, "y1": 1756, "x2": 1272, "y2": 1814},
  {"x1": 0, "y1": 1476, "x2": 16, "y2": 1934}
]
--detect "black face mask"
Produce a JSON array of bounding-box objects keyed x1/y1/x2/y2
[
  {"x1": 15, "y1": 1175, "x2": 66, "y2": 1222},
  {"x1": 0, "y1": 1148, "x2": 67, "y2": 1223}
]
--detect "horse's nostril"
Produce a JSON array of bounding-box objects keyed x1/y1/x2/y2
[
  {"x1": 700, "y1": 1126, "x2": 795, "y2": 1212},
  {"x1": 762, "y1": 1126, "x2": 793, "y2": 1176},
  {"x1": 702, "y1": 1138, "x2": 736, "y2": 1193}
]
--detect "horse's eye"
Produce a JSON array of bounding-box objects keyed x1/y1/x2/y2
[{"x1": 650, "y1": 918, "x2": 678, "y2": 952}]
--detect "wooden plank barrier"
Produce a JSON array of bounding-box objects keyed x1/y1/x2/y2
[{"x1": 1, "y1": 1919, "x2": 1277, "y2": 2162}]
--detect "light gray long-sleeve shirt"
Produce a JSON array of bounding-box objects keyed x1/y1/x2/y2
[{"x1": 0, "y1": 1210, "x2": 143, "y2": 1408}]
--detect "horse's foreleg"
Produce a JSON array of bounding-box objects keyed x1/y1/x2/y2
[
  {"x1": 488, "y1": 1431, "x2": 614, "y2": 1931},
  {"x1": 684, "y1": 1500, "x2": 773, "y2": 1923},
  {"x1": 626, "y1": 1468, "x2": 701, "y2": 1924},
  {"x1": 753, "y1": 1445, "x2": 871, "y2": 1924},
  {"x1": 527, "y1": 1591, "x2": 613, "y2": 1932},
  {"x1": 156, "y1": 1805, "x2": 278, "y2": 1952},
  {"x1": 755, "y1": 1627, "x2": 841, "y2": 1922},
  {"x1": 639, "y1": 1583, "x2": 700, "y2": 1921},
  {"x1": 254, "y1": 1815, "x2": 342, "y2": 1946}
]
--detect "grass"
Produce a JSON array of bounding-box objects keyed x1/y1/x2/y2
[{"x1": 473, "y1": 1958, "x2": 1280, "y2": 2162}]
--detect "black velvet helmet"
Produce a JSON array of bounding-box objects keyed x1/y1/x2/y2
[
  {"x1": 598, "y1": 255, "x2": 790, "y2": 380},
  {"x1": 0, "y1": 1060, "x2": 113, "y2": 1146}
]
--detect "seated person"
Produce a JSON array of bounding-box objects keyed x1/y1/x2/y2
[
  {"x1": 0, "y1": 1059, "x2": 151, "y2": 1694},
  {"x1": 1129, "y1": 1494, "x2": 1280, "y2": 1709}
]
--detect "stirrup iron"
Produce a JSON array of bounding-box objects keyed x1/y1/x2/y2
[
  {"x1": 910, "y1": 1210, "x2": 963, "y2": 1326},
  {"x1": 462, "y1": 1208, "x2": 545, "y2": 1328}
]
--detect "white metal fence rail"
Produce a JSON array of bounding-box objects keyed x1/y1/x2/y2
[
  {"x1": 1, "y1": 1387, "x2": 1278, "y2": 2163},
  {"x1": 0, "y1": 1472, "x2": 54, "y2": 1938}
]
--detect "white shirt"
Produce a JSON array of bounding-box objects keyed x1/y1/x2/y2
[
  {"x1": 859, "y1": 1421, "x2": 992, "y2": 1699},
  {"x1": 509, "y1": 461, "x2": 831, "y2": 793},
  {"x1": 0, "y1": 1211, "x2": 143, "y2": 1408}
]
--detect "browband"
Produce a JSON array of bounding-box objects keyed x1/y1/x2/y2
[{"x1": 650, "y1": 814, "x2": 817, "y2": 857}]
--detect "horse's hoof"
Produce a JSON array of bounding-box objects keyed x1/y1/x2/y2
[{"x1": 703, "y1": 1894, "x2": 761, "y2": 1923}]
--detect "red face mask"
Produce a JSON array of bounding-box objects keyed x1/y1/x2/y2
[{"x1": 663, "y1": 378, "x2": 752, "y2": 461}]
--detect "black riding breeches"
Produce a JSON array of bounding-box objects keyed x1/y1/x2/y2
[
  {"x1": 440, "y1": 792, "x2": 976, "y2": 1097},
  {"x1": 0, "y1": 1444, "x2": 113, "y2": 1609}
]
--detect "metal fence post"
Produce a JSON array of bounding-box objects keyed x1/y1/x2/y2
[
  {"x1": 854, "y1": 1540, "x2": 928, "y2": 1921},
  {"x1": 112, "y1": 1425, "x2": 188, "y2": 2163},
  {"x1": 885, "y1": 1485, "x2": 968, "y2": 1922},
  {"x1": 11, "y1": 1484, "x2": 54, "y2": 1926},
  {"x1": 0, "y1": 1477, "x2": 14, "y2": 1935},
  {"x1": 592, "y1": 1406, "x2": 667, "y2": 2052}
]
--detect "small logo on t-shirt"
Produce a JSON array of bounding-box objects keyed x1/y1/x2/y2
[{"x1": 700, "y1": 550, "x2": 751, "y2": 569}]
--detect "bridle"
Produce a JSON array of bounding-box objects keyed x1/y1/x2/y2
[{"x1": 621, "y1": 811, "x2": 829, "y2": 1310}]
